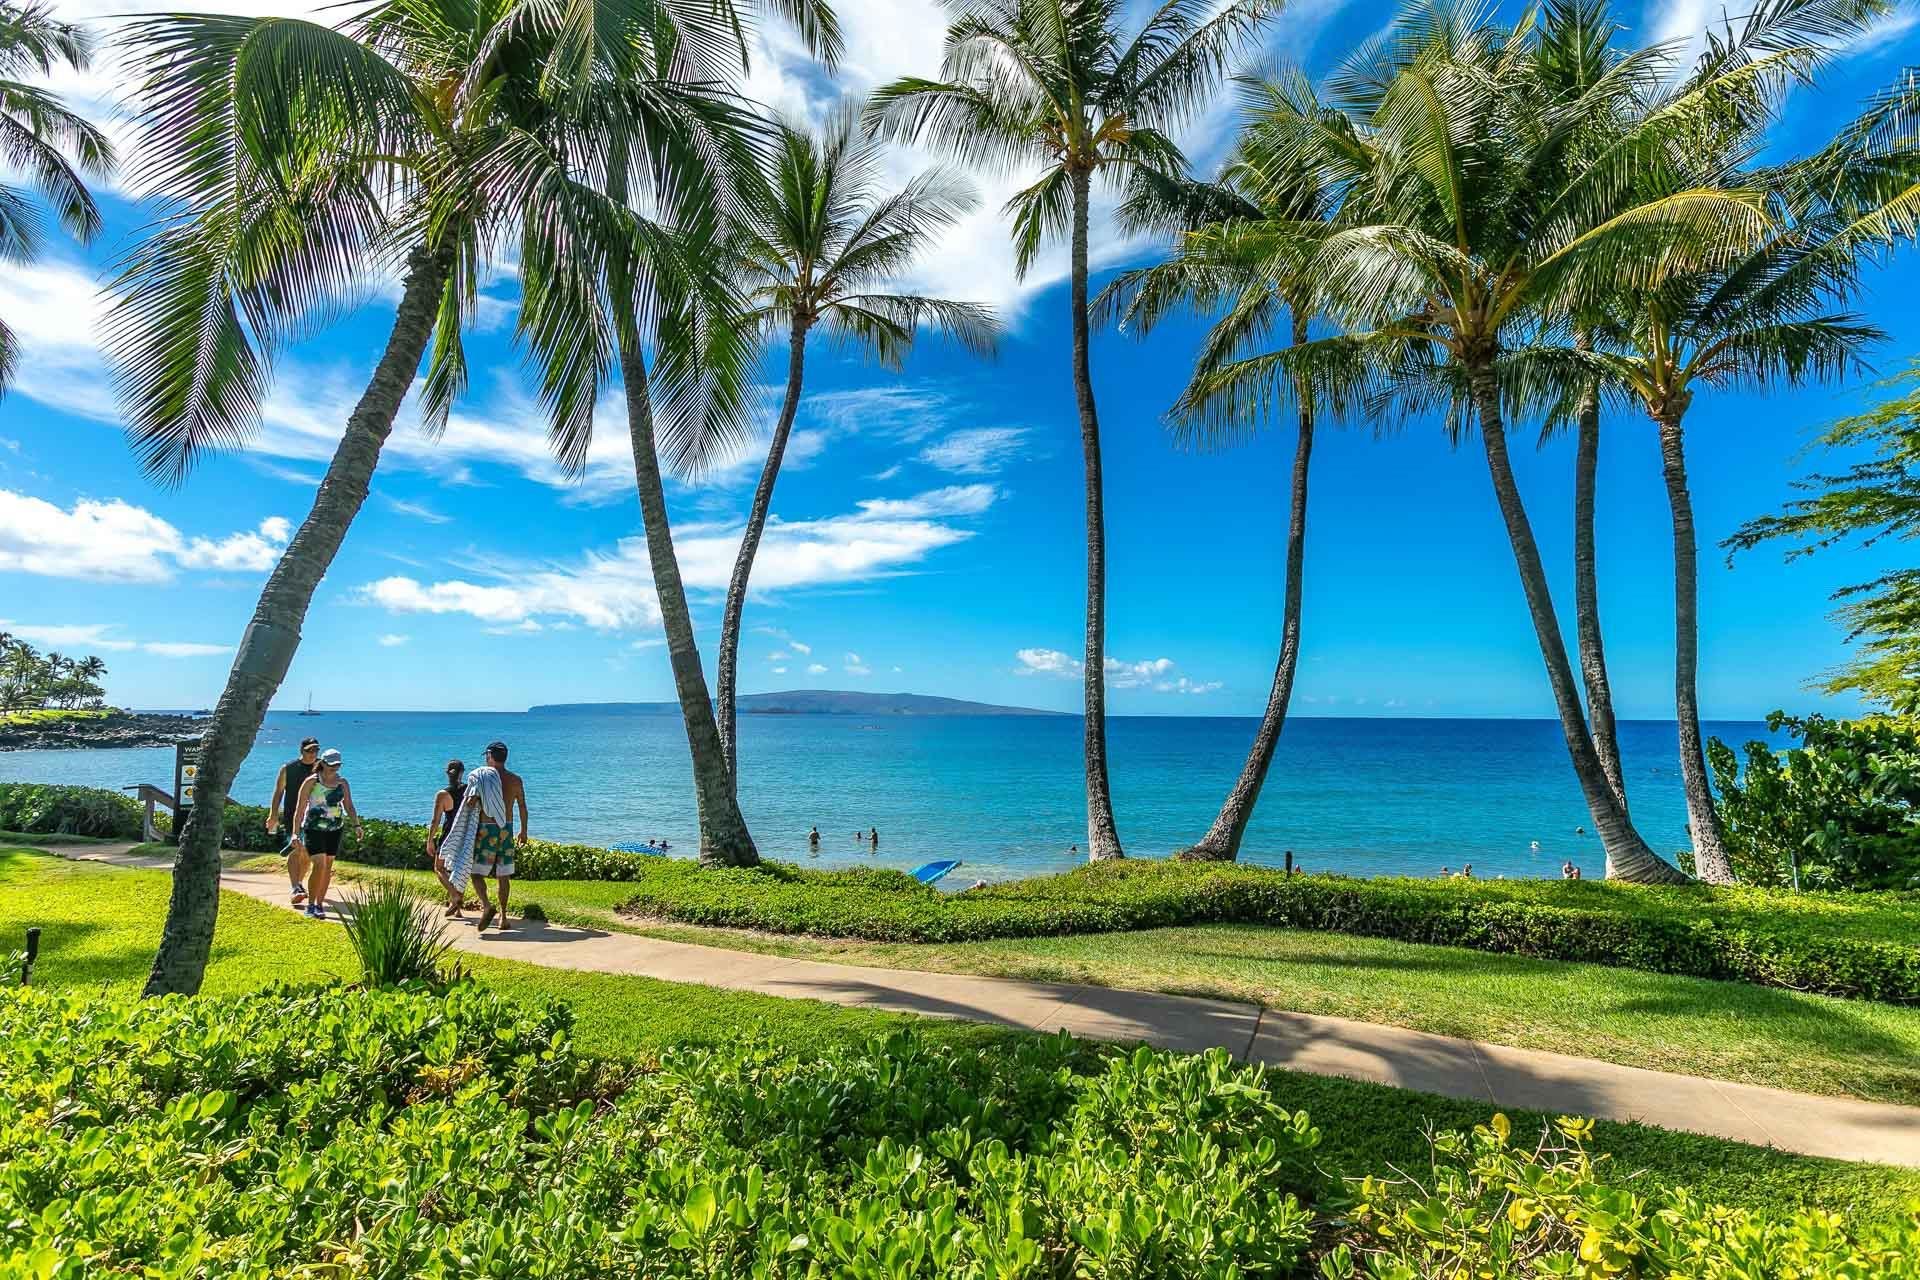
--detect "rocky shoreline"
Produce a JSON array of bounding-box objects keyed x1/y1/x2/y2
[{"x1": 0, "y1": 711, "x2": 206, "y2": 752}]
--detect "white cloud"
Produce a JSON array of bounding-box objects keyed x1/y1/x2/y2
[
  {"x1": 1014, "y1": 647, "x2": 1216, "y2": 693},
  {"x1": 1, "y1": 622, "x2": 135, "y2": 651},
  {"x1": 1103, "y1": 656, "x2": 1176, "y2": 689},
  {"x1": 142, "y1": 642, "x2": 229, "y2": 659},
  {"x1": 805, "y1": 386, "x2": 953, "y2": 442},
  {"x1": 180, "y1": 517, "x2": 291, "y2": 572},
  {"x1": 361, "y1": 482, "x2": 997, "y2": 630},
  {"x1": 855, "y1": 484, "x2": 998, "y2": 519},
  {"x1": 383, "y1": 496, "x2": 452, "y2": 524},
  {"x1": 378, "y1": 633, "x2": 410, "y2": 647},
  {"x1": 772, "y1": 665, "x2": 788, "y2": 674},
  {"x1": 919, "y1": 428, "x2": 1028, "y2": 475},
  {"x1": 0, "y1": 620, "x2": 227, "y2": 658},
  {"x1": 0, "y1": 489, "x2": 286, "y2": 582},
  {"x1": 1015, "y1": 647, "x2": 1081, "y2": 678},
  {"x1": 789, "y1": 639, "x2": 812, "y2": 655},
  {"x1": 845, "y1": 652, "x2": 871, "y2": 676},
  {"x1": 871, "y1": 464, "x2": 903, "y2": 481},
  {"x1": 807, "y1": 662, "x2": 828, "y2": 674}
]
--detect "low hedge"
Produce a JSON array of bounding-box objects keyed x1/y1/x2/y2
[
  {"x1": 0, "y1": 782, "x2": 144, "y2": 839},
  {"x1": 14, "y1": 782, "x2": 1919, "y2": 1002},
  {"x1": 3, "y1": 982, "x2": 1915, "y2": 1277},
  {"x1": 614, "y1": 859, "x2": 1920, "y2": 1004}
]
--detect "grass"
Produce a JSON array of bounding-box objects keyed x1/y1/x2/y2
[
  {"x1": 253, "y1": 853, "x2": 1920, "y2": 1107},
  {"x1": 22, "y1": 843, "x2": 1920, "y2": 1225}
]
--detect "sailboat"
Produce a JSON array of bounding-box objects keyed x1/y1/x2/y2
[{"x1": 297, "y1": 692, "x2": 321, "y2": 717}]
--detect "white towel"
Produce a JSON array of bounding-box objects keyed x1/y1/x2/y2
[{"x1": 441, "y1": 766, "x2": 507, "y2": 884}]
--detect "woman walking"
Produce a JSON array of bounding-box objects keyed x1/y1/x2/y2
[
  {"x1": 291, "y1": 748, "x2": 363, "y2": 920},
  {"x1": 426, "y1": 759, "x2": 467, "y2": 915}
]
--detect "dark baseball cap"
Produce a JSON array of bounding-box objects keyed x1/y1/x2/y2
[
  {"x1": 300, "y1": 736, "x2": 320, "y2": 750},
  {"x1": 486, "y1": 740, "x2": 509, "y2": 761}
]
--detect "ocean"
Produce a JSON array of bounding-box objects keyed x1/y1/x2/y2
[{"x1": 1, "y1": 711, "x2": 1778, "y2": 881}]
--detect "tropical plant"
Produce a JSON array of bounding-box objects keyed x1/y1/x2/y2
[
  {"x1": 109, "y1": 0, "x2": 808, "y2": 992},
  {"x1": 1174, "y1": 0, "x2": 1813, "y2": 882},
  {"x1": 1598, "y1": 218, "x2": 1882, "y2": 884},
  {"x1": 1096, "y1": 74, "x2": 1341, "y2": 861},
  {"x1": 340, "y1": 876, "x2": 454, "y2": 985},
  {"x1": 0, "y1": 0, "x2": 113, "y2": 393},
  {"x1": 714, "y1": 106, "x2": 998, "y2": 787},
  {"x1": 1729, "y1": 365, "x2": 1920, "y2": 709},
  {"x1": 1709, "y1": 710, "x2": 1920, "y2": 890},
  {"x1": 0, "y1": 637, "x2": 107, "y2": 711},
  {"x1": 869, "y1": 0, "x2": 1284, "y2": 861}
]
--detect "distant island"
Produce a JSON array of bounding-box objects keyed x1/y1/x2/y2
[{"x1": 530, "y1": 690, "x2": 1065, "y2": 717}]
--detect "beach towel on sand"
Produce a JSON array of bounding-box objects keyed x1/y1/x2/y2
[{"x1": 440, "y1": 765, "x2": 507, "y2": 884}]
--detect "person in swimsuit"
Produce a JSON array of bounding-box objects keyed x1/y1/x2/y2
[
  {"x1": 292, "y1": 748, "x2": 362, "y2": 920},
  {"x1": 868, "y1": 826, "x2": 878, "y2": 851},
  {"x1": 265, "y1": 736, "x2": 320, "y2": 904},
  {"x1": 462, "y1": 741, "x2": 527, "y2": 931},
  {"x1": 808, "y1": 826, "x2": 820, "y2": 855},
  {"x1": 426, "y1": 759, "x2": 467, "y2": 915}
]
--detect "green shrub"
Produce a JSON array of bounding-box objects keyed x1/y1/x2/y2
[
  {"x1": 2, "y1": 983, "x2": 1913, "y2": 1278},
  {"x1": 613, "y1": 858, "x2": 1920, "y2": 1004},
  {"x1": 340, "y1": 877, "x2": 453, "y2": 987},
  {"x1": 0, "y1": 782, "x2": 143, "y2": 838},
  {"x1": 1332, "y1": 1112, "x2": 1920, "y2": 1278},
  {"x1": 1711, "y1": 711, "x2": 1920, "y2": 890}
]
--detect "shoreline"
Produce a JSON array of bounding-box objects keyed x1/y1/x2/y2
[{"x1": 0, "y1": 711, "x2": 205, "y2": 753}]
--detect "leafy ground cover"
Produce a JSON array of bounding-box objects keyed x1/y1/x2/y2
[
  {"x1": 232, "y1": 853, "x2": 1920, "y2": 1105},
  {"x1": 10, "y1": 846, "x2": 1920, "y2": 1227},
  {"x1": 4, "y1": 975, "x2": 1917, "y2": 1276}
]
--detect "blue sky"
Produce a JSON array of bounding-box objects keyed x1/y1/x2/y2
[{"x1": 1, "y1": 0, "x2": 1916, "y2": 717}]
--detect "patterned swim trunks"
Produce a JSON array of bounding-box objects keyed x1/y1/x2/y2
[{"x1": 473, "y1": 821, "x2": 515, "y2": 878}]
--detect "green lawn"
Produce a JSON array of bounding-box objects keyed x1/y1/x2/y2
[
  {"x1": 0, "y1": 708, "x2": 110, "y2": 726},
  {"x1": 254, "y1": 854, "x2": 1920, "y2": 1107},
  {"x1": 24, "y1": 844, "x2": 1920, "y2": 1225}
]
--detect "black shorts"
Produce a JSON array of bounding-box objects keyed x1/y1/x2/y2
[{"x1": 304, "y1": 827, "x2": 343, "y2": 857}]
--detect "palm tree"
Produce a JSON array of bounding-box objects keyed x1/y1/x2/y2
[
  {"x1": 1181, "y1": 2, "x2": 1795, "y2": 881},
  {"x1": 714, "y1": 106, "x2": 998, "y2": 786},
  {"x1": 1597, "y1": 219, "x2": 1882, "y2": 883},
  {"x1": 111, "y1": 0, "x2": 795, "y2": 994},
  {"x1": 0, "y1": 0, "x2": 112, "y2": 393},
  {"x1": 870, "y1": 0, "x2": 1283, "y2": 861},
  {"x1": 1097, "y1": 74, "x2": 1341, "y2": 861}
]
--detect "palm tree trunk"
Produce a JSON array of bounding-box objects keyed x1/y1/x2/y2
[
  {"x1": 1573, "y1": 343, "x2": 1628, "y2": 814},
  {"x1": 142, "y1": 242, "x2": 454, "y2": 997},
  {"x1": 1070, "y1": 167, "x2": 1123, "y2": 862},
  {"x1": 620, "y1": 341, "x2": 760, "y2": 868},
  {"x1": 1465, "y1": 362, "x2": 1687, "y2": 884},
  {"x1": 1657, "y1": 409, "x2": 1736, "y2": 884},
  {"x1": 716, "y1": 315, "x2": 808, "y2": 790},
  {"x1": 1179, "y1": 310, "x2": 1313, "y2": 862}
]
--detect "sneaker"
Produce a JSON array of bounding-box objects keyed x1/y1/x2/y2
[
  {"x1": 306, "y1": 902, "x2": 323, "y2": 920},
  {"x1": 291, "y1": 884, "x2": 307, "y2": 906}
]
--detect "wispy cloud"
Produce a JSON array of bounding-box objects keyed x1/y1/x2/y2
[
  {"x1": 361, "y1": 484, "x2": 999, "y2": 631},
  {"x1": 1013, "y1": 647, "x2": 1219, "y2": 694},
  {"x1": 378, "y1": 633, "x2": 411, "y2": 647},
  {"x1": 383, "y1": 496, "x2": 453, "y2": 525},
  {"x1": 918, "y1": 428, "x2": 1028, "y2": 475},
  {"x1": 0, "y1": 620, "x2": 228, "y2": 659}
]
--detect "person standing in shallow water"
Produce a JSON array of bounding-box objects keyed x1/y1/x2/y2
[
  {"x1": 426, "y1": 760, "x2": 467, "y2": 915},
  {"x1": 808, "y1": 826, "x2": 820, "y2": 855},
  {"x1": 265, "y1": 736, "x2": 320, "y2": 905},
  {"x1": 868, "y1": 827, "x2": 879, "y2": 851}
]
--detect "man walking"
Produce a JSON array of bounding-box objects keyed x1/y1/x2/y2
[
  {"x1": 444, "y1": 741, "x2": 527, "y2": 930},
  {"x1": 265, "y1": 736, "x2": 320, "y2": 905}
]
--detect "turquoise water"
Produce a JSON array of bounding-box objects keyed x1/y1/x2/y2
[{"x1": 0, "y1": 712, "x2": 1776, "y2": 880}]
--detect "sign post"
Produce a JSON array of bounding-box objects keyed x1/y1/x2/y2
[{"x1": 172, "y1": 737, "x2": 203, "y2": 845}]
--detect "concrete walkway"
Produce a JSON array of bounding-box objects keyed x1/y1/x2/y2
[{"x1": 51, "y1": 843, "x2": 1920, "y2": 1168}]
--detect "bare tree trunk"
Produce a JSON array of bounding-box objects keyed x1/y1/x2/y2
[
  {"x1": 1466, "y1": 361, "x2": 1687, "y2": 884},
  {"x1": 1180, "y1": 310, "x2": 1312, "y2": 862},
  {"x1": 1657, "y1": 409, "x2": 1737, "y2": 884},
  {"x1": 143, "y1": 242, "x2": 453, "y2": 996},
  {"x1": 1573, "y1": 340, "x2": 1628, "y2": 814},
  {"x1": 621, "y1": 342, "x2": 760, "y2": 867},
  {"x1": 1070, "y1": 168, "x2": 1123, "y2": 862},
  {"x1": 716, "y1": 315, "x2": 808, "y2": 790}
]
